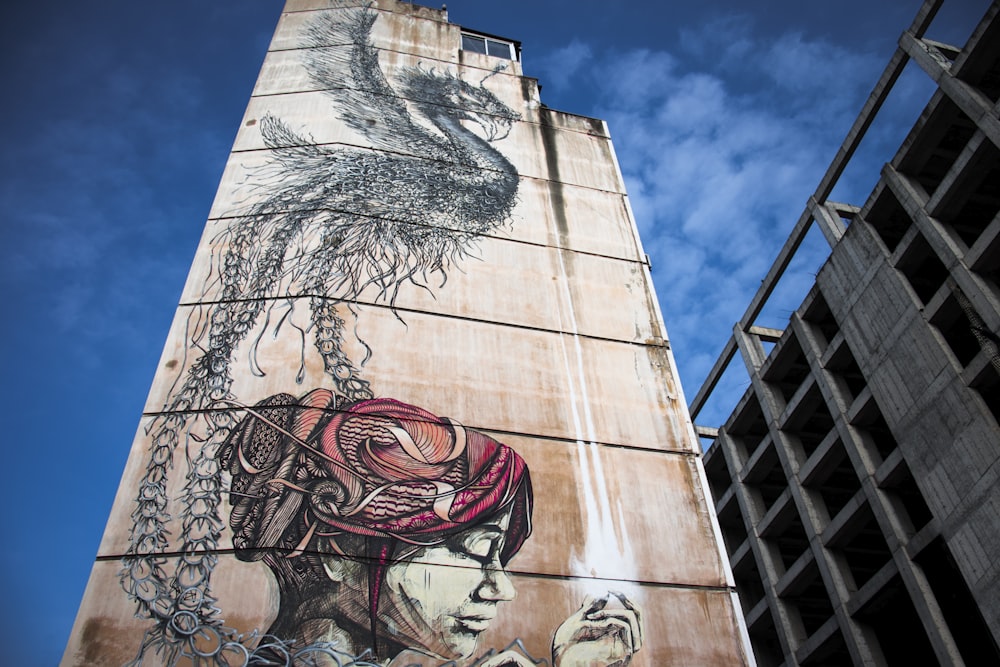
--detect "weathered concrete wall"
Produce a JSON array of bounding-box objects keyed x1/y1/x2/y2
[
  {"x1": 63, "y1": 1, "x2": 751, "y2": 665},
  {"x1": 818, "y1": 212, "x2": 1000, "y2": 644}
]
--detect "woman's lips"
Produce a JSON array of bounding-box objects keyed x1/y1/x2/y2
[{"x1": 454, "y1": 614, "x2": 496, "y2": 633}]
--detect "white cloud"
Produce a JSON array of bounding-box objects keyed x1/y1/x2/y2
[
  {"x1": 0, "y1": 49, "x2": 225, "y2": 354},
  {"x1": 531, "y1": 39, "x2": 595, "y2": 92},
  {"x1": 677, "y1": 14, "x2": 756, "y2": 65},
  {"x1": 536, "y1": 19, "x2": 897, "y2": 416},
  {"x1": 764, "y1": 31, "x2": 875, "y2": 100}
]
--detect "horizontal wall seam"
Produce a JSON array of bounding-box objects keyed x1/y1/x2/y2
[
  {"x1": 102, "y1": 548, "x2": 735, "y2": 593},
  {"x1": 136, "y1": 402, "x2": 698, "y2": 457},
  {"x1": 204, "y1": 205, "x2": 647, "y2": 266},
  {"x1": 249, "y1": 86, "x2": 608, "y2": 140},
  {"x1": 175, "y1": 294, "x2": 669, "y2": 351},
  {"x1": 226, "y1": 141, "x2": 627, "y2": 195}
]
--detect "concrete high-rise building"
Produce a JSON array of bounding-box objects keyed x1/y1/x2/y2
[
  {"x1": 693, "y1": 1, "x2": 1000, "y2": 665},
  {"x1": 63, "y1": 1, "x2": 751, "y2": 665}
]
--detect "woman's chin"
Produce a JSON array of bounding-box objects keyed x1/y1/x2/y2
[{"x1": 441, "y1": 627, "x2": 485, "y2": 660}]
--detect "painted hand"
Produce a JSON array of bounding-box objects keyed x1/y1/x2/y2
[{"x1": 551, "y1": 592, "x2": 643, "y2": 667}]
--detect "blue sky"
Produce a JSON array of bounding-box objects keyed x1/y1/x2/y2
[{"x1": 0, "y1": 0, "x2": 987, "y2": 662}]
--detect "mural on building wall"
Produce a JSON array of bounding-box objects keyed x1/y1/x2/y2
[{"x1": 120, "y1": 5, "x2": 641, "y2": 666}]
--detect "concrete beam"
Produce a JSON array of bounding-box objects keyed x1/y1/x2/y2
[
  {"x1": 748, "y1": 325, "x2": 785, "y2": 342},
  {"x1": 695, "y1": 424, "x2": 720, "y2": 439},
  {"x1": 810, "y1": 196, "x2": 848, "y2": 248},
  {"x1": 900, "y1": 31, "x2": 1000, "y2": 149}
]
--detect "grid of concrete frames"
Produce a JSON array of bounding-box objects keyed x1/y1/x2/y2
[{"x1": 692, "y1": 1, "x2": 1000, "y2": 664}]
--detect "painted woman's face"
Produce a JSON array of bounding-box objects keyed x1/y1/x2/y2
[{"x1": 381, "y1": 512, "x2": 515, "y2": 659}]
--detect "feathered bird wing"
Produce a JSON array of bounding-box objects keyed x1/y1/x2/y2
[{"x1": 299, "y1": 6, "x2": 451, "y2": 160}]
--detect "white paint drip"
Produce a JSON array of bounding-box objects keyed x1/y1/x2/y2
[{"x1": 552, "y1": 244, "x2": 639, "y2": 597}]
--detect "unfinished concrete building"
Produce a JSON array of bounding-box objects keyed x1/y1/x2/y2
[{"x1": 693, "y1": 1, "x2": 1000, "y2": 665}]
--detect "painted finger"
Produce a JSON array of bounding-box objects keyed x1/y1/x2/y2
[
  {"x1": 582, "y1": 593, "x2": 610, "y2": 618},
  {"x1": 610, "y1": 591, "x2": 644, "y2": 650},
  {"x1": 588, "y1": 616, "x2": 634, "y2": 663},
  {"x1": 587, "y1": 611, "x2": 641, "y2": 652}
]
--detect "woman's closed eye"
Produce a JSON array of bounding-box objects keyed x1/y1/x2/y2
[{"x1": 453, "y1": 528, "x2": 503, "y2": 564}]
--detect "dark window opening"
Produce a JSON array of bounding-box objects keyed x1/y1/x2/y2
[
  {"x1": 781, "y1": 385, "x2": 835, "y2": 460},
  {"x1": 803, "y1": 291, "x2": 840, "y2": 348},
  {"x1": 756, "y1": 472, "x2": 787, "y2": 515},
  {"x1": 897, "y1": 98, "x2": 976, "y2": 196},
  {"x1": 971, "y1": 363, "x2": 1000, "y2": 427},
  {"x1": 728, "y1": 394, "x2": 770, "y2": 462},
  {"x1": 804, "y1": 439, "x2": 862, "y2": 521},
  {"x1": 919, "y1": 122, "x2": 976, "y2": 195},
  {"x1": 800, "y1": 628, "x2": 852, "y2": 666},
  {"x1": 852, "y1": 397, "x2": 899, "y2": 461},
  {"x1": 930, "y1": 293, "x2": 982, "y2": 368},
  {"x1": 830, "y1": 504, "x2": 892, "y2": 589},
  {"x1": 878, "y1": 460, "x2": 933, "y2": 534},
  {"x1": 895, "y1": 233, "x2": 949, "y2": 305},
  {"x1": 718, "y1": 496, "x2": 748, "y2": 556},
  {"x1": 748, "y1": 608, "x2": 785, "y2": 667},
  {"x1": 854, "y1": 574, "x2": 937, "y2": 665},
  {"x1": 781, "y1": 562, "x2": 834, "y2": 638},
  {"x1": 865, "y1": 189, "x2": 912, "y2": 253},
  {"x1": 945, "y1": 141, "x2": 1000, "y2": 247},
  {"x1": 915, "y1": 538, "x2": 1000, "y2": 663},
  {"x1": 968, "y1": 219, "x2": 1000, "y2": 303},
  {"x1": 745, "y1": 443, "x2": 787, "y2": 515},
  {"x1": 767, "y1": 510, "x2": 810, "y2": 571},
  {"x1": 733, "y1": 554, "x2": 766, "y2": 613},
  {"x1": 703, "y1": 448, "x2": 733, "y2": 505},
  {"x1": 826, "y1": 341, "x2": 867, "y2": 402},
  {"x1": 956, "y1": 20, "x2": 1000, "y2": 102},
  {"x1": 764, "y1": 336, "x2": 811, "y2": 403}
]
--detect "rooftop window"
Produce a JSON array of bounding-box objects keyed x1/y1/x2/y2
[{"x1": 461, "y1": 33, "x2": 516, "y2": 60}]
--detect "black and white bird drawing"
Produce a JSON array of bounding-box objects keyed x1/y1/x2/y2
[{"x1": 123, "y1": 5, "x2": 521, "y2": 662}]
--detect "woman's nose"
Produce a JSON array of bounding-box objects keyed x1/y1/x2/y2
[{"x1": 477, "y1": 566, "x2": 515, "y2": 602}]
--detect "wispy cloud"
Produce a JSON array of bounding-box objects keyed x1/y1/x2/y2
[
  {"x1": 0, "y1": 38, "x2": 232, "y2": 354},
  {"x1": 532, "y1": 39, "x2": 595, "y2": 91},
  {"x1": 534, "y1": 17, "x2": 898, "y2": 422}
]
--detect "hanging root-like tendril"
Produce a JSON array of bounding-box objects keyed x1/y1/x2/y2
[
  {"x1": 124, "y1": 623, "x2": 387, "y2": 667},
  {"x1": 122, "y1": 3, "x2": 520, "y2": 663}
]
